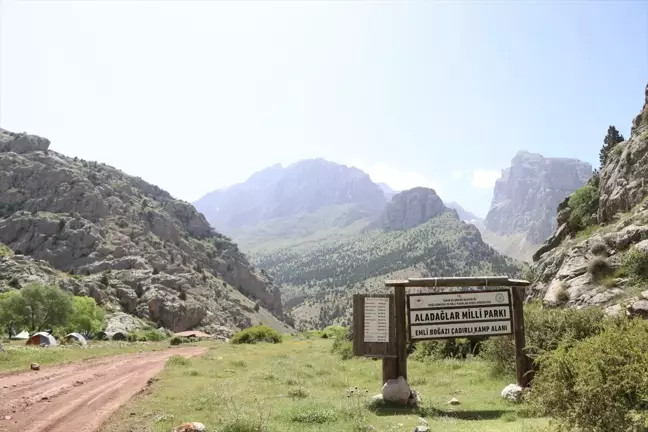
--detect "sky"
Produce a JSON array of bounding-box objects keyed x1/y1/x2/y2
[{"x1": 1, "y1": 1, "x2": 647, "y2": 218}]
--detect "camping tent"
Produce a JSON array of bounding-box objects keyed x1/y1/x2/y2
[
  {"x1": 64, "y1": 333, "x2": 87, "y2": 346},
  {"x1": 11, "y1": 331, "x2": 29, "y2": 340},
  {"x1": 97, "y1": 331, "x2": 128, "y2": 341},
  {"x1": 26, "y1": 332, "x2": 57, "y2": 346},
  {"x1": 112, "y1": 331, "x2": 127, "y2": 341}
]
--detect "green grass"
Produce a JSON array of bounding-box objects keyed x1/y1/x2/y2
[
  {"x1": 0, "y1": 242, "x2": 13, "y2": 257},
  {"x1": 0, "y1": 340, "x2": 188, "y2": 372},
  {"x1": 100, "y1": 339, "x2": 547, "y2": 432}
]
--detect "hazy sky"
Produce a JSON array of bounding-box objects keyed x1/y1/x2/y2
[{"x1": 2, "y1": 1, "x2": 647, "y2": 217}]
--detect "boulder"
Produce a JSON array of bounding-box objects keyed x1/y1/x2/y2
[
  {"x1": 501, "y1": 383, "x2": 523, "y2": 403},
  {"x1": 381, "y1": 376, "x2": 410, "y2": 405}
]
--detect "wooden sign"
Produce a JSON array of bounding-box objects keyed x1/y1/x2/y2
[
  {"x1": 352, "y1": 294, "x2": 397, "y2": 358},
  {"x1": 407, "y1": 289, "x2": 513, "y2": 341}
]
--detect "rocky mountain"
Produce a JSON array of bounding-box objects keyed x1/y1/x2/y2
[
  {"x1": 445, "y1": 201, "x2": 480, "y2": 222},
  {"x1": 381, "y1": 187, "x2": 450, "y2": 231},
  {"x1": 250, "y1": 187, "x2": 525, "y2": 329},
  {"x1": 193, "y1": 159, "x2": 387, "y2": 235},
  {"x1": 478, "y1": 151, "x2": 592, "y2": 262},
  {"x1": 529, "y1": 83, "x2": 648, "y2": 316},
  {"x1": 0, "y1": 129, "x2": 292, "y2": 336},
  {"x1": 485, "y1": 151, "x2": 592, "y2": 244}
]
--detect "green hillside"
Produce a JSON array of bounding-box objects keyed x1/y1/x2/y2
[{"x1": 250, "y1": 211, "x2": 526, "y2": 329}]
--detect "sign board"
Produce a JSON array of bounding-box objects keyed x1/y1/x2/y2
[
  {"x1": 364, "y1": 297, "x2": 390, "y2": 343},
  {"x1": 352, "y1": 294, "x2": 397, "y2": 358},
  {"x1": 407, "y1": 289, "x2": 513, "y2": 340}
]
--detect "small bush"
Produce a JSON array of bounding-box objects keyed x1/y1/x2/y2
[
  {"x1": 0, "y1": 243, "x2": 14, "y2": 257},
  {"x1": 481, "y1": 302, "x2": 607, "y2": 376},
  {"x1": 127, "y1": 329, "x2": 167, "y2": 342},
  {"x1": 220, "y1": 419, "x2": 265, "y2": 432},
  {"x1": 331, "y1": 339, "x2": 353, "y2": 360},
  {"x1": 287, "y1": 387, "x2": 309, "y2": 398},
  {"x1": 290, "y1": 408, "x2": 338, "y2": 424},
  {"x1": 411, "y1": 338, "x2": 480, "y2": 361},
  {"x1": 621, "y1": 246, "x2": 648, "y2": 280},
  {"x1": 555, "y1": 282, "x2": 570, "y2": 304},
  {"x1": 587, "y1": 257, "x2": 610, "y2": 277},
  {"x1": 531, "y1": 318, "x2": 648, "y2": 431},
  {"x1": 590, "y1": 242, "x2": 608, "y2": 256},
  {"x1": 568, "y1": 184, "x2": 599, "y2": 231},
  {"x1": 166, "y1": 355, "x2": 190, "y2": 367},
  {"x1": 170, "y1": 336, "x2": 189, "y2": 346},
  {"x1": 230, "y1": 325, "x2": 282, "y2": 344}
]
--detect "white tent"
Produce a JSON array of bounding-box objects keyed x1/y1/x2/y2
[
  {"x1": 11, "y1": 331, "x2": 29, "y2": 340},
  {"x1": 64, "y1": 333, "x2": 88, "y2": 346}
]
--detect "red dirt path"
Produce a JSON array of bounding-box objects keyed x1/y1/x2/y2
[{"x1": 0, "y1": 346, "x2": 206, "y2": 432}]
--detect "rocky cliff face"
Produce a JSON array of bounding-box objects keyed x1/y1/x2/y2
[
  {"x1": 193, "y1": 159, "x2": 387, "y2": 234},
  {"x1": 485, "y1": 152, "x2": 592, "y2": 244},
  {"x1": 0, "y1": 129, "x2": 292, "y2": 334},
  {"x1": 530, "y1": 83, "x2": 648, "y2": 316},
  {"x1": 381, "y1": 187, "x2": 454, "y2": 231}
]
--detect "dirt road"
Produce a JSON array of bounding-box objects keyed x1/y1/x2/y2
[{"x1": 0, "y1": 346, "x2": 206, "y2": 432}]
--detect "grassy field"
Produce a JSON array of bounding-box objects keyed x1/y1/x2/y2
[
  {"x1": 0, "y1": 340, "x2": 174, "y2": 373},
  {"x1": 100, "y1": 338, "x2": 547, "y2": 432}
]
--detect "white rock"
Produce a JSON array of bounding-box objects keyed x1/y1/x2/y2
[
  {"x1": 448, "y1": 397, "x2": 460, "y2": 405},
  {"x1": 381, "y1": 376, "x2": 410, "y2": 404},
  {"x1": 501, "y1": 383, "x2": 523, "y2": 403}
]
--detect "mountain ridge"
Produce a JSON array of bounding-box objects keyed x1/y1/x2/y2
[{"x1": 0, "y1": 128, "x2": 293, "y2": 336}]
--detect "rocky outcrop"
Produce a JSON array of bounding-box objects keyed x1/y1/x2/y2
[
  {"x1": 485, "y1": 152, "x2": 592, "y2": 244},
  {"x1": 380, "y1": 187, "x2": 451, "y2": 231},
  {"x1": 193, "y1": 159, "x2": 387, "y2": 233},
  {"x1": 0, "y1": 129, "x2": 292, "y2": 334},
  {"x1": 529, "y1": 83, "x2": 648, "y2": 315}
]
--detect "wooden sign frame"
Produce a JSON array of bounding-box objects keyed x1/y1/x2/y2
[
  {"x1": 352, "y1": 294, "x2": 397, "y2": 358},
  {"x1": 406, "y1": 288, "x2": 513, "y2": 341},
  {"x1": 352, "y1": 276, "x2": 532, "y2": 388}
]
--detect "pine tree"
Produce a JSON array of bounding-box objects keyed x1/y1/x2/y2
[{"x1": 599, "y1": 126, "x2": 625, "y2": 167}]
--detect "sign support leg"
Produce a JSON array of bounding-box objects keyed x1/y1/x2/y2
[
  {"x1": 394, "y1": 285, "x2": 407, "y2": 381},
  {"x1": 511, "y1": 286, "x2": 530, "y2": 387}
]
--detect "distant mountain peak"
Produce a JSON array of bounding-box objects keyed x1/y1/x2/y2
[
  {"x1": 485, "y1": 151, "x2": 592, "y2": 244},
  {"x1": 193, "y1": 158, "x2": 387, "y2": 233},
  {"x1": 381, "y1": 187, "x2": 453, "y2": 231}
]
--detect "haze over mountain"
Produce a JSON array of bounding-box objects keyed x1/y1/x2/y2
[{"x1": 194, "y1": 159, "x2": 386, "y2": 235}]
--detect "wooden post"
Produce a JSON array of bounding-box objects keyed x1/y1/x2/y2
[
  {"x1": 394, "y1": 285, "x2": 407, "y2": 381},
  {"x1": 511, "y1": 286, "x2": 530, "y2": 387}
]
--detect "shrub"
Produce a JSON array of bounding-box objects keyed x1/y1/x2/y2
[
  {"x1": 480, "y1": 302, "x2": 607, "y2": 376},
  {"x1": 621, "y1": 246, "x2": 648, "y2": 280},
  {"x1": 0, "y1": 243, "x2": 13, "y2": 257},
  {"x1": 127, "y1": 329, "x2": 166, "y2": 342},
  {"x1": 230, "y1": 325, "x2": 282, "y2": 344},
  {"x1": 587, "y1": 256, "x2": 610, "y2": 277},
  {"x1": 531, "y1": 318, "x2": 648, "y2": 431},
  {"x1": 331, "y1": 338, "x2": 353, "y2": 360},
  {"x1": 411, "y1": 338, "x2": 480, "y2": 361},
  {"x1": 290, "y1": 408, "x2": 338, "y2": 424},
  {"x1": 568, "y1": 184, "x2": 599, "y2": 231},
  {"x1": 166, "y1": 354, "x2": 190, "y2": 367},
  {"x1": 555, "y1": 282, "x2": 570, "y2": 304},
  {"x1": 321, "y1": 325, "x2": 349, "y2": 340},
  {"x1": 590, "y1": 242, "x2": 608, "y2": 256}
]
